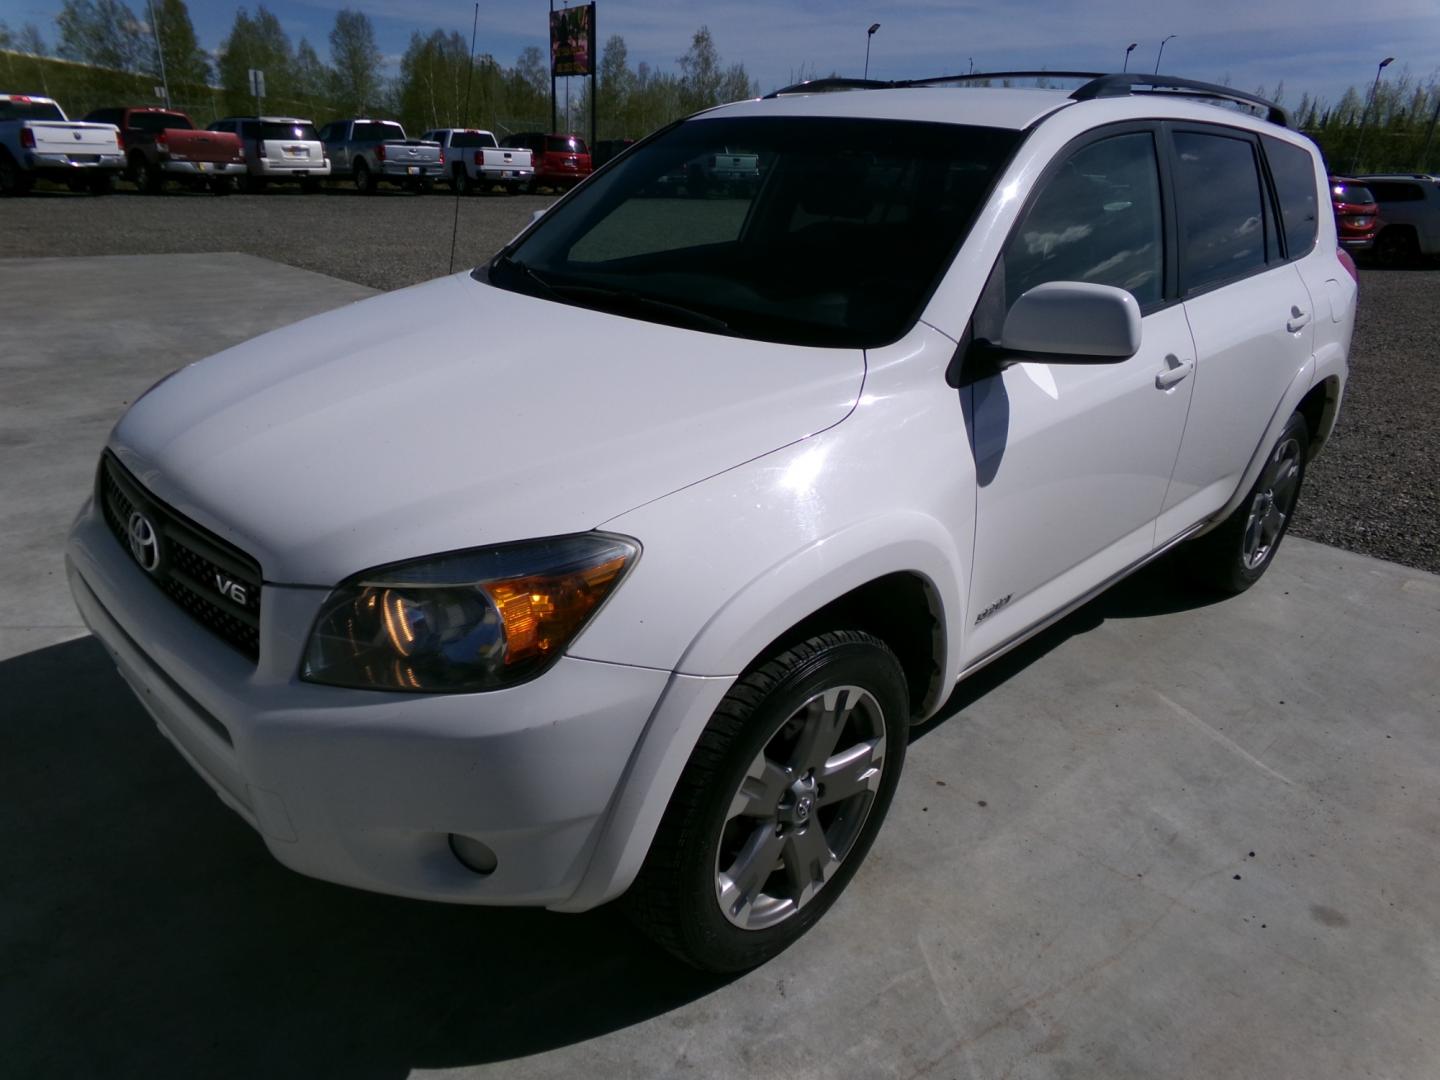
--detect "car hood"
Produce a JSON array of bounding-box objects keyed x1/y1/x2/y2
[{"x1": 111, "y1": 272, "x2": 864, "y2": 585}]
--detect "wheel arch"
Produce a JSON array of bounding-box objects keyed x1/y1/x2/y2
[{"x1": 556, "y1": 520, "x2": 966, "y2": 913}]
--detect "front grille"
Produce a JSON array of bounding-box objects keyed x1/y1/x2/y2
[{"x1": 98, "y1": 452, "x2": 263, "y2": 663}]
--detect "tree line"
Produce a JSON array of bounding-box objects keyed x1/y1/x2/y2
[
  {"x1": 1, "y1": 3, "x2": 1435, "y2": 170},
  {"x1": 0, "y1": 1, "x2": 757, "y2": 142}
]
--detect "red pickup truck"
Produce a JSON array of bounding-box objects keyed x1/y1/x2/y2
[{"x1": 82, "y1": 107, "x2": 245, "y2": 194}]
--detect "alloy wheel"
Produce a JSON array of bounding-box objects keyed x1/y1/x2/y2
[{"x1": 1241, "y1": 435, "x2": 1303, "y2": 569}]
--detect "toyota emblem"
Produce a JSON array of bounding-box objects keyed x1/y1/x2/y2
[{"x1": 126, "y1": 510, "x2": 162, "y2": 573}]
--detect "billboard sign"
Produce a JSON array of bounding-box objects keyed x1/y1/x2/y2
[{"x1": 550, "y1": 4, "x2": 595, "y2": 77}]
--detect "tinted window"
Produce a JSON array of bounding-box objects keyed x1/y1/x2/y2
[
  {"x1": 129, "y1": 111, "x2": 192, "y2": 132},
  {"x1": 353, "y1": 121, "x2": 402, "y2": 142},
  {"x1": 83, "y1": 108, "x2": 121, "y2": 124},
  {"x1": 1174, "y1": 131, "x2": 1267, "y2": 291},
  {"x1": 259, "y1": 122, "x2": 319, "y2": 141},
  {"x1": 498, "y1": 116, "x2": 1018, "y2": 348},
  {"x1": 1366, "y1": 181, "x2": 1424, "y2": 202},
  {"x1": 0, "y1": 99, "x2": 65, "y2": 121},
  {"x1": 1263, "y1": 136, "x2": 1318, "y2": 257},
  {"x1": 448, "y1": 131, "x2": 496, "y2": 148},
  {"x1": 1331, "y1": 182, "x2": 1374, "y2": 204},
  {"x1": 547, "y1": 136, "x2": 588, "y2": 154},
  {"x1": 1004, "y1": 132, "x2": 1163, "y2": 308}
]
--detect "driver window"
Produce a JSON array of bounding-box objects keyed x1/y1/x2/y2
[{"x1": 1004, "y1": 132, "x2": 1163, "y2": 309}]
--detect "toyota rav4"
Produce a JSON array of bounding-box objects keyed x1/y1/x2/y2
[{"x1": 66, "y1": 73, "x2": 1354, "y2": 972}]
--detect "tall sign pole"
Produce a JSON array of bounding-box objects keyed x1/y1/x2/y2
[
  {"x1": 146, "y1": 0, "x2": 171, "y2": 108},
  {"x1": 549, "y1": 0, "x2": 557, "y2": 133},
  {"x1": 589, "y1": 3, "x2": 597, "y2": 152}
]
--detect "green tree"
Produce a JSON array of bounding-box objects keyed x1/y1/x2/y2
[
  {"x1": 150, "y1": 0, "x2": 210, "y2": 105},
  {"x1": 218, "y1": 6, "x2": 295, "y2": 115},
  {"x1": 328, "y1": 9, "x2": 382, "y2": 116},
  {"x1": 597, "y1": 33, "x2": 634, "y2": 129},
  {"x1": 293, "y1": 38, "x2": 334, "y2": 120},
  {"x1": 56, "y1": 0, "x2": 149, "y2": 73}
]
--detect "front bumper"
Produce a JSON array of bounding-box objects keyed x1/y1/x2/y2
[
  {"x1": 162, "y1": 159, "x2": 247, "y2": 177},
  {"x1": 65, "y1": 498, "x2": 670, "y2": 908}
]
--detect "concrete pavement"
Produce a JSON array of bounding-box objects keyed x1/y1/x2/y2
[{"x1": 1, "y1": 255, "x2": 1436, "y2": 1079}]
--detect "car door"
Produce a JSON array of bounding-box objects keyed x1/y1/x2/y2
[
  {"x1": 965, "y1": 126, "x2": 1197, "y2": 660},
  {"x1": 1155, "y1": 124, "x2": 1315, "y2": 542}
]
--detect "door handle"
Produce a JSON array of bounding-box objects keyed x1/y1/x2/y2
[
  {"x1": 1155, "y1": 355, "x2": 1193, "y2": 390},
  {"x1": 1287, "y1": 305, "x2": 1312, "y2": 332}
]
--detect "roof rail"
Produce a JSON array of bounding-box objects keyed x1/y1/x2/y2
[
  {"x1": 762, "y1": 70, "x2": 1288, "y2": 127},
  {"x1": 1071, "y1": 73, "x2": 1287, "y2": 126}
]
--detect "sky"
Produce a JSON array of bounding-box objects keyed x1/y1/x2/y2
[{"x1": 5, "y1": 0, "x2": 1439, "y2": 114}]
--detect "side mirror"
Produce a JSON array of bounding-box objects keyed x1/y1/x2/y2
[{"x1": 998, "y1": 281, "x2": 1142, "y2": 363}]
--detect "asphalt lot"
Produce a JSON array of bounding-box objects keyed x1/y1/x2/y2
[
  {"x1": 7, "y1": 188, "x2": 1439, "y2": 573},
  {"x1": 1, "y1": 252, "x2": 1437, "y2": 1079}
]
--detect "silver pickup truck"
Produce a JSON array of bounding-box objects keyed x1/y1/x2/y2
[
  {"x1": 420, "y1": 128, "x2": 535, "y2": 195},
  {"x1": 319, "y1": 119, "x2": 441, "y2": 194},
  {"x1": 0, "y1": 93, "x2": 123, "y2": 195}
]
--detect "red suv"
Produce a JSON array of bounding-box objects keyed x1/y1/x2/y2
[
  {"x1": 508, "y1": 132, "x2": 592, "y2": 190},
  {"x1": 1329, "y1": 176, "x2": 1380, "y2": 252}
]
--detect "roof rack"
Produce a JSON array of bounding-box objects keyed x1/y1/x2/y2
[{"x1": 763, "y1": 71, "x2": 1288, "y2": 127}]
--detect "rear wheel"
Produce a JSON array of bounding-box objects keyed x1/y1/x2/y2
[
  {"x1": 626, "y1": 631, "x2": 908, "y2": 972},
  {"x1": 353, "y1": 159, "x2": 374, "y2": 195},
  {"x1": 452, "y1": 166, "x2": 471, "y2": 195},
  {"x1": 1374, "y1": 227, "x2": 1419, "y2": 268},
  {"x1": 1185, "y1": 412, "x2": 1309, "y2": 594},
  {"x1": 133, "y1": 156, "x2": 163, "y2": 194},
  {"x1": 0, "y1": 150, "x2": 32, "y2": 194}
]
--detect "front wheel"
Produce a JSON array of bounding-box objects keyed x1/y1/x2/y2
[
  {"x1": 1185, "y1": 412, "x2": 1309, "y2": 594},
  {"x1": 626, "y1": 630, "x2": 909, "y2": 972}
]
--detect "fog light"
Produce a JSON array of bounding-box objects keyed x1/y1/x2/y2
[{"x1": 449, "y1": 834, "x2": 498, "y2": 875}]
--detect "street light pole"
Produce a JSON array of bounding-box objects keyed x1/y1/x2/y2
[
  {"x1": 1155, "y1": 35, "x2": 1176, "y2": 74},
  {"x1": 1351, "y1": 56, "x2": 1396, "y2": 174},
  {"x1": 1123, "y1": 43, "x2": 1138, "y2": 73},
  {"x1": 864, "y1": 23, "x2": 880, "y2": 80},
  {"x1": 146, "y1": 0, "x2": 171, "y2": 108}
]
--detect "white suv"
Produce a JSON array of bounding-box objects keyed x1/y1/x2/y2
[{"x1": 66, "y1": 73, "x2": 1355, "y2": 972}]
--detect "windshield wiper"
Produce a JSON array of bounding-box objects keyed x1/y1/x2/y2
[
  {"x1": 492, "y1": 253, "x2": 563, "y2": 301},
  {"x1": 544, "y1": 283, "x2": 731, "y2": 334}
]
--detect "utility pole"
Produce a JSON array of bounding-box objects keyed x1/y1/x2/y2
[
  {"x1": 1351, "y1": 56, "x2": 1395, "y2": 174},
  {"x1": 146, "y1": 0, "x2": 171, "y2": 108}
]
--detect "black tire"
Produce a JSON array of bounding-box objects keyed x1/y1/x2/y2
[
  {"x1": 87, "y1": 172, "x2": 114, "y2": 195},
  {"x1": 626, "y1": 630, "x2": 909, "y2": 972},
  {"x1": 133, "y1": 156, "x2": 163, "y2": 194},
  {"x1": 452, "y1": 166, "x2": 471, "y2": 195},
  {"x1": 1184, "y1": 412, "x2": 1309, "y2": 594},
  {"x1": 1374, "y1": 227, "x2": 1419, "y2": 268},
  {"x1": 353, "y1": 159, "x2": 374, "y2": 195},
  {"x1": 0, "y1": 150, "x2": 32, "y2": 195}
]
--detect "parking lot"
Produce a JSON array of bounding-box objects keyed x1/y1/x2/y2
[{"x1": 2, "y1": 196, "x2": 1438, "y2": 1079}]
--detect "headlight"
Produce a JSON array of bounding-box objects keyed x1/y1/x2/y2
[{"x1": 301, "y1": 533, "x2": 638, "y2": 692}]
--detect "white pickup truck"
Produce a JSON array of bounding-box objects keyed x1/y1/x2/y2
[
  {"x1": 421, "y1": 128, "x2": 534, "y2": 194},
  {"x1": 0, "y1": 93, "x2": 123, "y2": 195}
]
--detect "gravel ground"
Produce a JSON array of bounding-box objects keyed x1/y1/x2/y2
[{"x1": 6, "y1": 187, "x2": 1437, "y2": 574}]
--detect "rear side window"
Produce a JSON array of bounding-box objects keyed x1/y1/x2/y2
[
  {"x1": 1173, "y1": 131, "x2": 1267, "y2": 292},
  {"x1": 1263, "y1": 136, "x2": 1318, "y2": 257},
  {"x1": 1005, "y1": 131, "x2": 1164, "y2": 308},
  {"x1": 1367, "y1": 181, "x2": 1424, "y2": 202}
]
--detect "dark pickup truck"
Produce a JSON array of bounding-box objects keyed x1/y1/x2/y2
[{"x1": 83, "y1": 106, "x2": 245, "y2": 194}]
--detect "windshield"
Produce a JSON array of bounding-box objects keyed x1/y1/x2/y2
[
  {"x1": 0, "y1": 99, "x2": 65, "y2": 122},
  {"x1": 491, "y1": 116, "x2": 1019, "y2": 348}
]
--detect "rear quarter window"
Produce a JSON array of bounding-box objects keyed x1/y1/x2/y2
[{"x1": 1262, "y1": 136, "x2": 1318, "y2": 257}]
